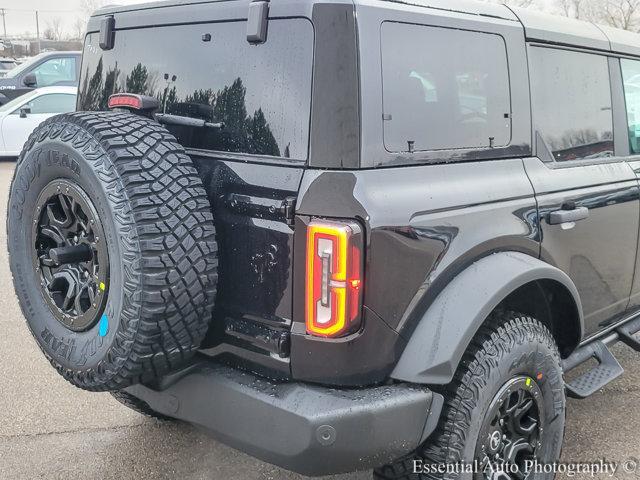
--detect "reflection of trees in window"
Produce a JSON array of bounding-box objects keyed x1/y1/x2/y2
[
  {"x1": 168, "y1": 78, "x2": 280, "y2": 157},
  {"x1": 79, "y1": 57, "x2": 103, "y2": 111},
  {"x1": 185, "y1": 89, "x2": 216, "y2": 108},
  {"x1": 125, "y1": 63, "x2": 156, "y2": 96},
  {"x1": 100, "y1": 62, "x2": 121, "y2": 110},
  {"x1": 248, "y1": 109, "x2": 279, "y2": 157},
  {"x1": 78, "y1": 57, "x2": 124, "y2": 111},
  {"x1": 546, "y1": 128, "x2": 614, "y2": 161},
  {"x1": 78, "y1": 60, "x2": 281, "y2": 157}
]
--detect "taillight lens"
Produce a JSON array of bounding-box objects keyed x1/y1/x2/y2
[
  {"x1": 305, "y1": 220, "x2": 363, "y2": 337},
  {"x1": 108, "y1": 93, "x2": 144, "y2": 110}
]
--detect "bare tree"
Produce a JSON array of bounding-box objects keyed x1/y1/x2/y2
[
  {"x1": 554, "y1": 0, "x2": 640, "y2": 30},
  {"x1": 595, "y1": 0, "x2": 640, "y2": 30},
  {"x1": 80, "y1": 0, "x2": 109, "y2": 16},
  {"x1": 557, "y1": 0, "x2": 588, "y2": 18},
  {"x1": 72, "y1": 17, "x2": 87, "y2": 40},
  {"x1": 484, "y1": 0, "x2": 538, "y2": 7},
  {"x1": 503, "y1": 0, "x2": 537, "y2": 6},
  {"x1": 44, "y1": 17, "x2": 65, "y2": 41}
]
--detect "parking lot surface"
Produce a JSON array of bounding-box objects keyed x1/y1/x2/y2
[{"x1": 0, "y1": 159, "x2": 639, "y2": 479}]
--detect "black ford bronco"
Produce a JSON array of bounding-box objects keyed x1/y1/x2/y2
[{"x1": 8, "y1": 0, "x2": 640, "y2": 478}]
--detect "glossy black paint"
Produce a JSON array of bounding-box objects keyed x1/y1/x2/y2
[
  {"x1": 193, "y1": 156, "x2": 302, "y2": 378},
  {"x1": 524, "y1": 158, "x2": 640, "y2": 336},
  {"x1": 78, "y1": 0, "x2": 640, "y2": 389},
  {"x1": 0, "y1": 52, "x2": 81, "y2": 105},
  {"x1": 294, "y1": 160, "x2": 540, "y2": 353}
]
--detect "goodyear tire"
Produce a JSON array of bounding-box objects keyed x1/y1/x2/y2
[
  {"x1": 375, "y1": 311, "x2": 566, "y2": 480},
  {"x1": 7, "y1": 111, "x2": 218, "y2": 391}
]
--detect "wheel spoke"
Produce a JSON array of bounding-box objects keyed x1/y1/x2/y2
[
  {"x1": 39, "y1": 254, "x2": 56, "y2": 268},
  {"x1": 58, "y1": 194, "x2": 71, "y2": 219},
  {"x1": 514, "y1": 399, "x2": 538, "y2": 435},
  {"x1": 39, "y1": 226, "x2": 65, "y2": 246},
  {"x1": 505, "y1": 390, "x2": 524, "y2": 416}
]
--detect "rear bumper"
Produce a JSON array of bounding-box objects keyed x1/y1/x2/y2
[{"x1": 125, "y1": 361, "x2": 441, "y2": 476}]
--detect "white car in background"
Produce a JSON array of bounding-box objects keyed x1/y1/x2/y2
[{"x1": 0, "y1": 86, "x2": 76, "y2": 158}]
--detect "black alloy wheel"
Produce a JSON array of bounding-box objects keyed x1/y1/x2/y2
[
  {"x1": 32, "y1": 179, "x2": 109, "y2": 332},
  {"x1": 476, "y1": 377, "x2": 544, "y2": 479}
]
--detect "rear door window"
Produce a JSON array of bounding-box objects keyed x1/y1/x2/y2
[
  {"x1": 529, "y1": 47, "x2": 614, "y2": 162},
  {"x1": 25, "y1": 93, "x2": 76, "y2": 114},
  {"x1": 79, "y1": 19, "x2": 313, "y2": 161},
  {"x1": 32, "y1": 57, "x2": 77, "y2": 87},
  {"x1": 381, "y1": 22, "x2": 512, "y2": 153},
  {"x1": 621, "y1": 59, "x2": 640, "y2": 155}
]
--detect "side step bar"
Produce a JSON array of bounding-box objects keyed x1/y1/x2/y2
[{"x1": 562, "y1": 315, "x2": 640, "y2": 399}]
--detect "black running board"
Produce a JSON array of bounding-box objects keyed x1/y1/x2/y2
[{"x1": 562, "y1": 315, "x2": 640, "y2": 399}]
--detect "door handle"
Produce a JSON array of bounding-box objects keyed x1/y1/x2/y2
[{"x1": 548, "y1": 206, "x2": 590, "y2": 225}]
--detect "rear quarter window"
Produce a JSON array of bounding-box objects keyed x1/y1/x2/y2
[
  {"x1": 78, "y1": 19, "x2": 313, "y2": 161},
  {"x1": 381, "y1": 22, "x2": 512, "y2": 154}
]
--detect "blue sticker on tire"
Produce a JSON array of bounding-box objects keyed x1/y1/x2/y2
[{"x1": 98, "y1": 314, "x2": 109, "y2": 337}]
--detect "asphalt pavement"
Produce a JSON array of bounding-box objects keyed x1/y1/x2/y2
[{"x1": 1, "y1": 158, "x2": 639, "y2": 479}]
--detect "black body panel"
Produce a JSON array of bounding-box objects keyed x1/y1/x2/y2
[
  {"x1": 193, "y1": 156, "x2": 302, "y2": 377},
  {"x1": 524, "y1": 157, "x2": 640, "y2": 336},
  {"x1": 124, "y1": 360, "x2": 436, "y2": 476},
  {"x1": 294, "y1": 160, "x2": 540, "y2": 369}
]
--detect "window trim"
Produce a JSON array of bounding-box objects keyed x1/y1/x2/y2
[{"x1": 380, "y1": 20, "x2": 514, "y2": 155}]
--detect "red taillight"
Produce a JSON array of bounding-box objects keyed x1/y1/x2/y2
[
  {"x1": 108, "y1": 93, "x2": 144, "y2": 110},
  {"x1": 305, "y1": 220, "x2": 363, "y2": 337}
]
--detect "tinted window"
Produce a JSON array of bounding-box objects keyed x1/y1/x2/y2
[
  {"x1": 622, "y1": 59, "x2": 640, "y2": 155},
  {"x1": 79, "y1": 19, "x2": 313, "y2": 160},
  {"x1": 32, "y1": 57, "x2": 77, "y2": 87},
  {"x1": 24, "y1": 94, "x2": 76, "y2": 114},
  {"x1": 530, "y1": 48, "x2": 613, "y2": 162},
  {"x1": 381, "y1": 22, "x2": 512, "y2": 153}
]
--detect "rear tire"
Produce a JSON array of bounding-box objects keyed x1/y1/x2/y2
[
  {"x1": 7, "y1": 111, "x2": 218, "y2": 391},
  {"x1": 375, "y1": 311, "x2": 566, "y2": 480}
]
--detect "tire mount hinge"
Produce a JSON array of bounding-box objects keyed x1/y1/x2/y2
[
  {"x1": 246, "y1": 0, "x2": 269, "y2": 44},
  {"x1": 226, "y1": 194, "x2": 296, "y2": 226},
  {"x1": 99, "y1": 15, "x2": 115, "y2": 50}
]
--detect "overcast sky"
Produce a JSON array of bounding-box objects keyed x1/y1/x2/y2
[
  {"x1": 0, "y1": 0, "x2": 558, "y2": 38},
  {"x1": 0, "y1": 0, "x2": 156, "y2": 37}
]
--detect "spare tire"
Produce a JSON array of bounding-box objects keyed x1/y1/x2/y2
[{"x1": 7, "y1": 111, "x2": 218, "y2": 391}]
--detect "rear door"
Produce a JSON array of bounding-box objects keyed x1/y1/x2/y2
[
  {"x1": 619, "y1": 58, "x2": 640, "y2": 313},
  {"x1": 524, "y1": 46, "x2": 640, "y2": 337}
]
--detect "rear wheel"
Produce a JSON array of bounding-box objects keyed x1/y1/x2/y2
[
  {"x1": 7, "y1": 111, "x2": 218, "y2": 391},
  {"x1": 375, "y1": 311, "x2": 566, "y2": 480}
]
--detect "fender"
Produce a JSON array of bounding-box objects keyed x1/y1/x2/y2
[{"x1": 391, "y1": 252, "x2": 584, "y2": 385}]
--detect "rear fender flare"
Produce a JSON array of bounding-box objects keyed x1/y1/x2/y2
[{"x1": 391, "y1": 252, "x2": 584, "y2": 384}]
